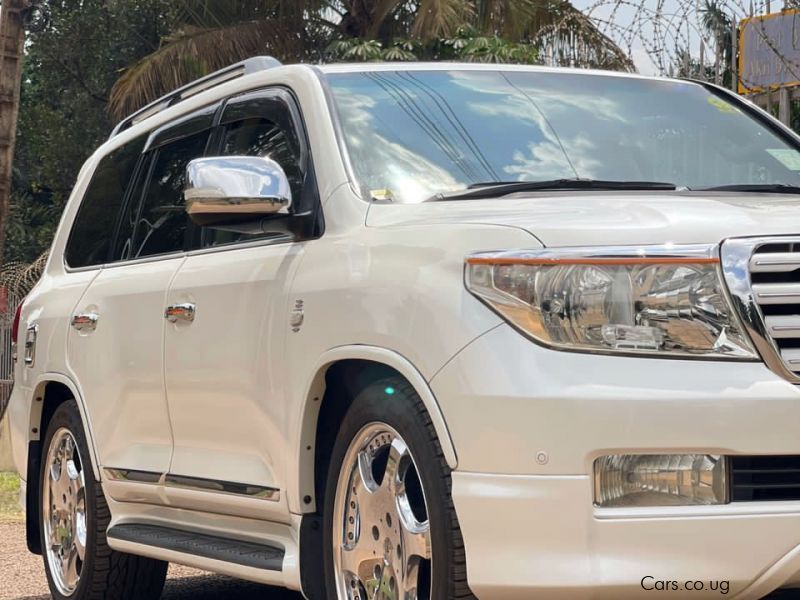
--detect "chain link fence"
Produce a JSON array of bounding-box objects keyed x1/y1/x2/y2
[{"x1": 0, "y1": 251, "x2": 48, "y2": 419}]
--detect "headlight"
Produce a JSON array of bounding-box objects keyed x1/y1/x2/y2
[{"x1": 465, "y1": 245, "x2": 756, "y2": 358}]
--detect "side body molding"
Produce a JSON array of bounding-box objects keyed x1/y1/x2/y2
[{"x1": 291, "y1": 345, "x2": 458, "y2": 515}]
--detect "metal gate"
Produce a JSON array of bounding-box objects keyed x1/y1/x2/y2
[
  {"x1": 0, "y1": 252, "x2": 48, "y2": 418},
  {"x1": 0, "y1": 290, "x2": 20, "y2": 412}
]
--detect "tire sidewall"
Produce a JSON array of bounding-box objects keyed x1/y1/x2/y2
[
  {"x1": 322, "y1": 379, "x2": 451, "y2": 599},
  {"x1": 40, "y1": 400, "x2": 100, "y2": 600}
]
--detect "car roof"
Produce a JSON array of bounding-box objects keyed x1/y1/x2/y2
[{"x1": 315, "y1": 61, "x2": 678, "y2": 84}]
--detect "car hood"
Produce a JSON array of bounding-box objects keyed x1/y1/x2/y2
[{"x1": 366, "y1": 191, "x2": 800, "y2": 247}]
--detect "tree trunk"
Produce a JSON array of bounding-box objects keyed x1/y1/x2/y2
[{"x1": 0, "y1": 0, "x2": 28, "y2": 267}]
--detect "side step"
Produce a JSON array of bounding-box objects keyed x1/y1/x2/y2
[{"x1": 107, "y1": 523, "x2": 284, "y2": 571}]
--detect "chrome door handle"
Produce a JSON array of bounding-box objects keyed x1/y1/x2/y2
[
  {"x1": 71, "y1": 312, "x2": 98, "y2": 332},
  {"x1": 165, "y1": 303, "x2": 196, "y2": 323}
]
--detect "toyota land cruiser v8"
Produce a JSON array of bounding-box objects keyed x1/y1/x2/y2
[{"x1": 8, "y1": 57, "x2": 800, "y2": 599}]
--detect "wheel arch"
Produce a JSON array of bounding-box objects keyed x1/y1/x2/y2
[
  {"x1": 28, "y1": 373, "x2": 100, "y2": 479},
  {"x1": 294, "y1": 346, "x2": 458, "y2": 600},
  {"x1": 25, "y1": 373, "x2": 100, "y2": 554},
  {"x1": 292, "y1": 346, "x2": 458, "y2": 517}
]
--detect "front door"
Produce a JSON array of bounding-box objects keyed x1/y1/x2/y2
[{"x1": 163, "y1": 88, "x2": 318, "y2": 509}]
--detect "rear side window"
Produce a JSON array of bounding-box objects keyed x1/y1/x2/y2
[
  {"x1": 127, "y1": 130, "x2": 209, "y2": 258},
  {"x1": 65, "y1": 136, "x2": 145, "y2": 268}
]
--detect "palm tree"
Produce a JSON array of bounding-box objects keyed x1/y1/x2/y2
[
  {"x1": 109, "y1": 0, "x2": 633, "y2": 121},
  {"x1": 700, "y1": 0, "x2": 733, "y2": 86}
]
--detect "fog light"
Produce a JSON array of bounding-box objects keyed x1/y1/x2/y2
[{"x1": 594, "y1": 454, "x2": 727, "y2": 507}]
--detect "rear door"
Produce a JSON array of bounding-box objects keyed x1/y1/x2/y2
[
  {"x1": 67, "y1": 107, "x2": 215, "y2": 477},
  {"x1": 162, "y1": 88, "x2": 320, "y2": 514}
]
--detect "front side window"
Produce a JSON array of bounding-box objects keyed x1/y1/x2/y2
[
  {"x1": 202, "y1": 93, "x2": 305, "y2": 248},
  {"x1": 65, "y1": 136, "x2": 145, "y2": 268},
  {"x1": 327, "y1": 69, "x2": 800, "y2": 203},
  {"x1": 128, "y1": 130, "x2": 209, "y2": 258},
  {"x1": 221, "y1": 118, "x2": 303, "y2": 199}
]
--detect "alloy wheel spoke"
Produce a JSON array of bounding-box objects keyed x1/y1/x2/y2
[
  {"x1": 63, "y1": 547, "x2": 80, "y2": 589},
  {"x1": 74, "y1": 495, "x2": 86, "y2": 561},
  {"x1": 341, "y1": 537, "x2": 378, "y2": 580},
  {"x1": 66, "y1": 457, "x2": 80, "y2": 481},
  {"x1": 48, "y1": 475, "x2": 60, "y2": 513},
  {"x1": 341, "y1": 462, "x2": 378, "y2": 577},
  {"x1": 383, "y1": 438, "x2": 409, "y2": 496},
  {"x1": 401, "y1": 519, "x2": 431, "y2": 564},
  {"x1": 64, "y1": 435, "x2": 74, "y2": 460},
  {"x1": 402, "y1": 559, "x2": 421, "y2": 599},
  {"x1": 355, "y1": 451, "x2": 376, "y2": 496},
  {"x1": 49, "y1": 458, "x2": 62, "y2": 485},
  {"x1": 49, "y1": 521, "x2": 62, "y2": 552}
]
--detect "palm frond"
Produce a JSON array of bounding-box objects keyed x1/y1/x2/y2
[
  {"x1": 413, "y1": 0, "x2": 473, "y2": 40},
  {"x1": 366, "y1": 0, "x2": 405, "y2": 38},
  {"x1": 173, "y1": 0, "x2": 319, "y2": 28},
  {"x1": 532, "y1": 5, "x2": 634, "y2": 71},
  {"x1": 108, "y1": 20, "x2": 304, "y2": 121},
  {"x1": 473, "y1": 0, "x2": 539, "y2": 39}
]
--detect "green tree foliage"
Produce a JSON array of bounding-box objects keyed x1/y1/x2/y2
[
  {"x1": 326, "y1": 28, "x2": 540, "y2": 63},
  {"x1": 9, "y1": 0, "x2": 176, "y2": 262},
  {"x1": 9, "y1": 0, "x2": 632, "y2": 263},
  {"x1": 109, "y1": 0, "x2": 633, "y2": 119}
]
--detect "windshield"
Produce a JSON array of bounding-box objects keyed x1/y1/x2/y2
[{"x1": 326, "y1": 69, "x2": 800, "y2": 203}]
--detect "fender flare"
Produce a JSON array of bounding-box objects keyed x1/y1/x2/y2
[
  {"x1": 29, "y1": 372, "x2": 101, "y2": 481},
  {"x1": 290, "y1": 345, "x2": 458, "y2": 515}
]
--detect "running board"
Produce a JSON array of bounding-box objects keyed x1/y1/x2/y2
[{"x1": 107, "y1": 523, "x2": 284, "y2": 571}]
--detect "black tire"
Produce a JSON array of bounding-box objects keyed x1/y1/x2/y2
[
  {"x1": 40, "y1": 400, "x2": 168, "y2": 600},
  {"x1": 322, "y1": 376, "x2": 476, "y2": 599}
]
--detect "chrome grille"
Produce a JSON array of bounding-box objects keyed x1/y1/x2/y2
[{"x1": 722, "y1": 237, "x2": 800, "y2": 383}]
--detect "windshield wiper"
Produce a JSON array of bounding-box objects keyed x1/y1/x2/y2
[
  {"x1": 426, "y1": 179, "x2": 677, "y2": 201},
  {"x1": 695, "y1": 183, "x2": 800, "y2": 194}
]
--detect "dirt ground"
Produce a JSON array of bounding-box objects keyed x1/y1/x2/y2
[
  {"x1": 3, "y1": 518, "x2": 800, "y2": 599},
  {"x1": 0, "y1": 521, "x2": 304, "y2": 600}
]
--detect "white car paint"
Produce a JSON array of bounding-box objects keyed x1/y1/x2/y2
[
  {"x1": 7, "y1": 61, "x2": 800, "y2": 598},
  {"x1": 367, "y1": 192, "x2": 800, "y2": 246}
]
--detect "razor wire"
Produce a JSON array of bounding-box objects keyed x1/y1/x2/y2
[
  {"x1": 0, "y1": 251, "x2": 47, "y2": 417},
  {"x1": 582, "y1": 0, "x2": 800, "y2": 87}
]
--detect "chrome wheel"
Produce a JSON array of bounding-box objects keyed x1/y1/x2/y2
[
  {"x1": 333, "y1": 423, "x2": 432, "y2": 600},
  {"x1": 43, "y1": 427, "x2": 87, "y2": 596}
]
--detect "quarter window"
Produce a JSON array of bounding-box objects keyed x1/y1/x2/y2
[{"x1": 65, "y1": 136, "x2": 145, "y2": 268}]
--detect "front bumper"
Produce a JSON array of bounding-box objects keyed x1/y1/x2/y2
[
  {"x1": 430, "y1": 324, "x2": 800, "y2": 598},
  {"x1": 452, "y1": 471, "x2": 800, "y2": 599}
]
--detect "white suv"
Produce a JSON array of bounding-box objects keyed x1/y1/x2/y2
[{"x1": 8, "y1": 57, "x2": 800, "y2": 599}]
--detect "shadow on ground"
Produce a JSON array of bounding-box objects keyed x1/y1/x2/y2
[
  {"x1": 162, "y1": 575, "x2": 304, "y2": 599},
  {"x1": 15, "y1": 574, "x2": 304, "y2": 600}
]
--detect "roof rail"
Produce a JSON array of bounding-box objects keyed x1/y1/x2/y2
[{"x1": 109, "y1": 56, "x2": 282, "y2": 139}]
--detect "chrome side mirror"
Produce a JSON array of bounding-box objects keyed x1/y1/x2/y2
[{"x1": 184, "y1": 156, "x2": 292, "y2": 227}]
